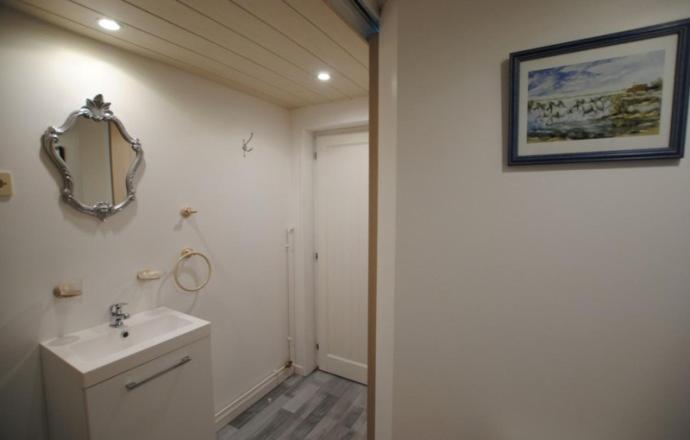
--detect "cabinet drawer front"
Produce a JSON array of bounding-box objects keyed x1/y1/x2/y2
[{"x1": 85, "y1": 338, "x2": 214, "y2": 440}]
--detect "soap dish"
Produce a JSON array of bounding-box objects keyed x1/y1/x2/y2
[{"x1": 137, "y1": 269, "x2": 164, "y2": 281}]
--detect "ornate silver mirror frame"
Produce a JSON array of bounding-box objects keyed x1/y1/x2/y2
[{"x1": 42, "y1": 94, "x2": 143, "y2": 220}]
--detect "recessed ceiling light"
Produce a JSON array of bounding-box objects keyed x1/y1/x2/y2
[
  {"x1": 98, "y1": 18, "x2": 121, "y2": 31},
  {"x1": 317, "y1": 72, "x2": 331, "y2": 81}
]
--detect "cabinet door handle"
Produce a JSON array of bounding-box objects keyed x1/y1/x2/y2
[{"x1": 125, "y1": 355, "x2": 191, "y2": 391}]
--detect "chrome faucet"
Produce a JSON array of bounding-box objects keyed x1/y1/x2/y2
[{"x1": 109, "y1": 302, "x2": 130, "y2": 328}]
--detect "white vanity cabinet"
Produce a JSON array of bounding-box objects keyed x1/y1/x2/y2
[
  {"x1": 85, "y1": 339, "x2": 213, "y2": 440},
  {"x1": 40, "y1": 308, "x2": 215, "y2": 440}
]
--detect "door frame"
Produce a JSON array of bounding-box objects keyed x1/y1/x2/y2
[
  {"x1": 289, "y1": 35, "x2": 379, "y2": 440},
  {"x1": 309, "y1": 38, "x2": 379, "y2": 440},
  {"x1": 367, "y1": 34, "x2": 379, "y2": 440},
  {"x1": 291, "y1": 104, "x2": 369, "y2": 381}
]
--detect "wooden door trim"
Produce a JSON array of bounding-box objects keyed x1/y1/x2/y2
[{"x1": 367, "y1": 33, "x2": 379, "y2": 440}]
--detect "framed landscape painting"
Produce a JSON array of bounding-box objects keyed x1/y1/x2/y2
[{"x1": 508, "y1": 19, "x2": 690, "y2": 165}]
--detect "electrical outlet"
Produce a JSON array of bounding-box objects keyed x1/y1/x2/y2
[{"x1": 0, "y1": 171, "x2": 12, "y2": 197}]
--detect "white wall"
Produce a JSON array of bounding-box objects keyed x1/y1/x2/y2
[
  {"x1": 290, "y1": 98, "x2": 368, "y2": 375},
  {"x1": 383, "y1": 0, "x2": 690, "y2": 439},
  {"x1": 0, "y1": 7, "x2": 291, "y2": 439}
]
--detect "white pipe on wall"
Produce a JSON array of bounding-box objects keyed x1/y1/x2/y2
[{"x1": 285, "y1": 227, "x2": 297, "y2": 365}]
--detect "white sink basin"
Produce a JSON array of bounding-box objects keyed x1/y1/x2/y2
[{"x1": 41, "y1": 307, "x2": 210, "y2": 387}]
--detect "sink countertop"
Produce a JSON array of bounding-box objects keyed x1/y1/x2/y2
[{"x1": 40, "y1": 307, "x2": 210, "y2": 388}]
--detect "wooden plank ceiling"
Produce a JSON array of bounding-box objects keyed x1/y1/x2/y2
[{"x1": 4, "y1": 0, "x2": 369, "y2": 108}]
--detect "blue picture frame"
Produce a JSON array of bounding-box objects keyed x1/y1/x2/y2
[{"x1": 508, "y1": 19, "x2": 690, "y2": 165}]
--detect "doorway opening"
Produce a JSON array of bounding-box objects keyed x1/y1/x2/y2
[{"x1": 216, "y1": 23, "x2": 380, "y2": 440}]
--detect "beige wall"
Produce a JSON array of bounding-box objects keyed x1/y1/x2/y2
[
  {"x1": 384, "y1": 0, "x2": 690, "y2": 439},
  {"x1": 0, "y1": 7, "x2": 291, "y2": 439}
]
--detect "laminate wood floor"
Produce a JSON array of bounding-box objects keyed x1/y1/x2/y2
[{"x1": 217, "y1": 370, "x2": 367, "y2": 440}]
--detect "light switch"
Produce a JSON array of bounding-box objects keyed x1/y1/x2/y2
[{"x1": 0, "y1": 172, "x2": 12, "y2": 197}]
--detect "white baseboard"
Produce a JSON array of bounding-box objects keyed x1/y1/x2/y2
[
  {"x1": 214, "y1": 364, "x2": 294, "y2": 431},
  {"x1": 293, "y1": 363, "x2": 319, "y2": 377},
  {"x1": 293, "y1": 363, "x2": 307, "y2": 376}
]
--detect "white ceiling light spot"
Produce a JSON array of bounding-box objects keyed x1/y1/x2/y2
[{"x1": 98, "y1": 18, "x2": 121, "y2": 31}]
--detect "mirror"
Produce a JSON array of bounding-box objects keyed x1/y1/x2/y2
[{"x1": 43, "y1": 95, "x2": 143, "y2": 220}]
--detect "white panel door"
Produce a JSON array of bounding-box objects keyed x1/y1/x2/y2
[{"x1": 315, "y1": 130, "x2": 369, "y2": 384}]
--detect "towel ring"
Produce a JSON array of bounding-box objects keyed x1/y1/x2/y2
[{"x1": 174, "y1": 248, "x2": 212, "y2": 292}]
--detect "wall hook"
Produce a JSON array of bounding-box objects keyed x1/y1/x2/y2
[
  {"x1": 180, "y1": 207, "x2": 198, "y2": 218},
  {"x1": 242, "y1": 132, "x2": 254, "y2": 157}
]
